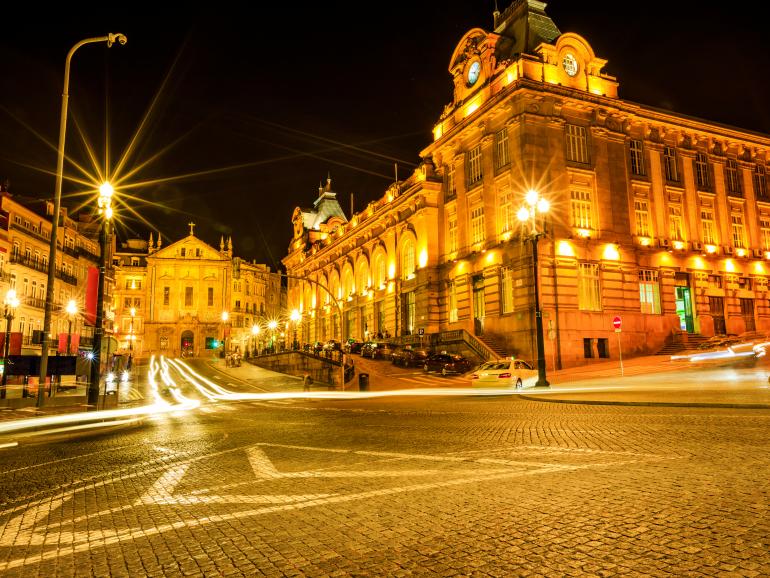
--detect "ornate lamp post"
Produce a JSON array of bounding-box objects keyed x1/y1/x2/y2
[
  {"x1": 39, "y1": 33, "x2": 127, "y2": 408},
  {"x1": 1, "y1": 289, "x2": 20, "y2": 399},
  {"x1": 290, "y1": 309, "x2": 301, "y2": 350},
  {"x1": 517, "y1": 188, "x2": 550, "y2": 388},
  {"x1": 267, "y1": 319, "x2": 278, "y2": 353},
  {"x1": 65, "y1": 299, "x2": 78, "y2": 355},
  {"x1": 86, "y1": 181, "x2": 115, "y2": 409},
  {"x1": 251, "y1": 324, "x2": 260, "y2": 357},
  {"x1": 129, "y1": 307, "x2": 136, "y2": 354}
]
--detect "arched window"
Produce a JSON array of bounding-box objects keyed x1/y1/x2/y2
[
  {"x1": 343, "y1": 267, "x2": 354, "y2": 298},
  {"x1": 373, "y1": 251, "x2": 387, "y2": 288},
  {"x1": 401, "y1": 238, "x2": 416, "y2": 279},
  {"x1": 329, "y1": 271, "x2": 340, "y2": 301},
  {"x1": 356, "y1": 258, "x2": 370, "y2": 295}
]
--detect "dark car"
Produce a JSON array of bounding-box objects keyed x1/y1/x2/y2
[
  {"x1": 423, "y1": 352, "x2": 473, "y2": 376},
  {"x1": 344, "y1": 340, "x2": 364, "y2": 354},
  {"x1": 392, "y1": 346, "x2": 431, "y2": 368},
  {"x1": 365, "y1": 342, "x2": 395, "y2": 360},
  {"x1": 360, "y1": 341, "x2": 378, "y2": 357},
  {"x1": 323, "y1": 339, "x2": 342, "y2": 352}
]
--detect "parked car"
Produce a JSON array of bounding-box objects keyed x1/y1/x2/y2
[
  {"x1": 423, "y1": 352, "x2": 473, "y2": 375},
  {"x1": 360, "y1": 342, "x2": 378, "y2": 358},
  {"x1": 470, "y1": 358, "x2": 537, "y2": 389},
  {"x1": 392, "y1": 346, "x2": 431, "y2": 368},
  {"x1": 344, "y1": 340, "x2": 364, "y2": 354},
  {"x1": 369, "y1": 342, "x2": 396, "y2": 360},
  {"x1": 323, "y1": 339, "x2": 342, "y2": 352}
]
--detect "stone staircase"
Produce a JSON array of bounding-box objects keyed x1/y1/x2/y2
[
  {"x1": 656, "y1": 332, "x2": 710, "y2": 355},
  {"x1": 477, "y1": 334, "x2": 509, "y2": 359}
]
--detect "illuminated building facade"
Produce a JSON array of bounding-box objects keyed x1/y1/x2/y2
[
  {"x1": 285, "y1": 0, "x2": 770, "y2": 367},
  {"x1": 112, "y1": 226, "x2": 282, "y2": 358}
]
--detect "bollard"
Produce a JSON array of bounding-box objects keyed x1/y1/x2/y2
[{"x1": 358, "y1": 373, "x2": 369, "y2": 391}]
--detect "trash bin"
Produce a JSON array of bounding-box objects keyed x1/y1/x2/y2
[{"x1": 358, "y1": 373, "x2": 369, "y2": 391}]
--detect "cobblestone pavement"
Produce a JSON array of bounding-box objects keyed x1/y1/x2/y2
[{"x1": 0, "y1": 391, "x2": 768, "y2": 576}]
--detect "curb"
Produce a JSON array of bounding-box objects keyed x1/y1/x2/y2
[{"x1": 518, "y1": 394, "x2": 770, "y2": 410}]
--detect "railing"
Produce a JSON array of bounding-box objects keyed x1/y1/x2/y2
[
  {"x1": 62, "y1": 245, "x2": 78, "y2": 258},
  {"x1": 10, "y1": 221, "x2": 49, "y2": 244},
  {"x1": 25, "y1": 297, "x2": 46, "y2": 309},
  {"x1": 436, "y1": 329, "x2": 493, "y2": 361},
  {"x1": 76, "y1": 246, "x2": 101, "y2": 262},
  {"x1": 55, "y1": 269, "x2": 78, "y2": 285},
  {"x1": 10, "y1": 253, "x2": 47, "y2": 274}
]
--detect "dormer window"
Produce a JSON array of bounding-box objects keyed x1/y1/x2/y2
[{"x1": 181, "y1": 248, "x2": 186, "y2": 257}]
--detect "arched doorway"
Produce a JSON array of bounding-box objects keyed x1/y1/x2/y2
[{"x1": 181, "y1": 330, "x2": 194, "y2": 357}]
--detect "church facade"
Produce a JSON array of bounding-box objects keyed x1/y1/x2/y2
[
  {"x1": 112, "y1": 225, "x2": 283, "y2": 358},
  {"x1": 284, "y1": 0, "x2": 770, "y2": 368}
]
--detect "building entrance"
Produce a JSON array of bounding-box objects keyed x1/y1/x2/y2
[
  {"x1": 181, "y1": 330, "x2": 194, "y2": 356},
  {"x1": 472, "y1": 275, "x2": 485, "y2": 336},
  {"x1": 674, "y1": 287, "x2": 694, "y2": 333}
]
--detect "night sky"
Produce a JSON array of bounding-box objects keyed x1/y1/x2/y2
[{"x1": 1, "y1": 2, "x2": 768, "y2": 270}]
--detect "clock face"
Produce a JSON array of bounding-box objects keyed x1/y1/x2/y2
[
  {"x1": 467, "y1": 61, "x2": 481, "y2": 86},
  {"x1": 562, "y1": 53, "x2": 579, "y2": 77}
]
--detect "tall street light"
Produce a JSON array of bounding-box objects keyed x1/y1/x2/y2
[
  {"x1": 1, "y1": 289, "x2": 20, "y2": 399},
  {"x1": 65, "y1": 299, "x2": 78, "y2": 355},
  {"x1": 251, "y1": 324, "x2": 260, "y2": 357},
  {"x1": 267, "y1": 319, "x2": 278, "y2": 352},
  {"x1": 290, "y1": 309, "x2": 301, "y2": 350},
  {"x1": 87, "y1": 181, "x2": 115, "y2": 409},
  {"x1": 221, "y1": 311, "x2": 229, "y2": 357},
  {"x1": 517, "y1": 188, "x2": 550, "y2": 388},
  {"x1": 129, "y1": 307, "x2": 136, "y2": 355},
  {"x1": 39, "y1": 33, "x2": 127, "y2": 408}
]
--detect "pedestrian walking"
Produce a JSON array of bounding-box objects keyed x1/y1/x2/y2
[{"x1": 303, "y1": 372, "x2": 312, "y2": 391}]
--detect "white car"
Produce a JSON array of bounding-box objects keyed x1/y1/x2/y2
[{"x1": 470, "y1": 358, "x2": 537, "y2": 389}]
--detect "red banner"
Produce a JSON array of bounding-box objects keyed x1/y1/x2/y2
[
  {"x1": 0, "y1": 332, "x2": 22, "y2": 355},
  {"x1": 85, "y1": 267, "x2": 99, "y2": 325},
  {"x1": 57, "y1": 333, "x2": 81, "y2": 354}
]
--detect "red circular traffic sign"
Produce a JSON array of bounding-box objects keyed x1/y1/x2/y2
[{"x1": 612, "y1": 316, "x2": 622, "y2": 330}]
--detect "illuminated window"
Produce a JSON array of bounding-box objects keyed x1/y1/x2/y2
[
  {"x1": 448, "y1": 281, "x2": 458, "y2": 322},
  {"x1": 401, "y1": 241, "x2": 416, "y2": 279},
  {"x1": 163, "y1": 286, "x2": 170, "y2": 306},
  {"x1": 754, "y1": 164, "x2": 768, "y2": 199},
  {"x1": 664, "y1": 146, "x2": 679, "y2": 182},
  {"x1": 470, "y1": 206, "x2": 485, "y2": 245},
  {"x1": 695, "y1": 153, "x2": 711, "y2": 190},
  {"x1": 761, "y1": 216, "x2": 770, "y2": 250},
  {"x1": 565, "y1": 124, "x2": 589, "y2": 164},
  {"x1": 701, "y1": 209, "x2": 716, "y2": 245},
  {"x1": 725, "y1": 159, "x2": 742, "y2": 195},
  {"x1": 184, "y1": 287, "x2": 193, "y2": 307},
  {"x1": 708, "y1": 275, "x2": 723, "y2": 290},
  {"x1": 494, "y1": 129, "x2": 509, "y2": 170},
  {"x1": 629, "y1": 139, "x2": 645, "y2": 176},
  {"x1": 499, "y1": 190, "x2": 515, "y2": 233},
  {"x1": 343, "y1": 268, "x2": 354, "y2": 296},
  {"x1": 634, "y1": 199, "x2": 650, "y2": 237},
  {"x1": 669, "y1": 206, "x2": 684, "y2": 241},
  {"x1": 447, "y1": 212, "x2": 458, "y2": 253},
  {"x1": 402, "y1": 291, "x2": 416, "y2": 334},
  {"x1": 731, "y1": 212, "x2": 746, "y2": 248},
  {"x1": 467, "y1": 145, "x2": 483, "y2": 186},
  {"x1": 578, "y1": 262, "x2": 601, "y2": 311},
  {"x1": 445, "y1": 163, "x2": 456, "y2": 199},
  {"x1": 357, "y1": 261, "x2": 369, "y2": 293},
  {"x1": 639, "y1": 269, "x2": 661, "y2": 314},
  {"x1": 570, "y1": 190, "x2": 593, "y2": 229},
  {"x1": 374, "y1": 253, "x2": 387, "y2": 287},
  {"x1": 500, "y1": 266, "x2": 514, "y2": 314}
]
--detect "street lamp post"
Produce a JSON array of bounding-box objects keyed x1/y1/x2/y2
[
  {"x1": 290, "y1": 309, "x2": 301, "y2": 350},
  {"x1": 267, "y1": 320, "x2": 278, "y2": 353},
  {"x1": 517, "y1": 189, "x2": 550, "y2": 388},
  {"x1": 87, "y1": 181, "x2": 115, "y2": 409},
  {"x1": 1, "y1": 289, "x2": 20, "y2": 399},
  {"x1": 129, "y1": 307, "x2": 136, "y2": 354},
  {"x1": 38, "y1": 33, "x2": 127, "y2": 408},
  {"x1": 251, "y1": 324, "x2": 260, "y2": 357},
  {"x1": 65, "y1": 299, "x2": 78, "y2": 355},
  {"x1": 221, "y1": 311, "x2": 229, "y2": 358}
]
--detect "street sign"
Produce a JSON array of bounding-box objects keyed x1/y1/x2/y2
[{"x1": 612, "y1": 316, "x2": 622, "y2": 332}]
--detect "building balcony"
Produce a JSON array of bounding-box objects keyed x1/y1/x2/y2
[
  {"x1": 10, "y1": 253, "x2": 48, "y2": 274},
  {"x1": 55, "y1": 269, "x2": 78, "y2": 285},
  {"x1": 76, "y1": 245, "x2": 100, "y2": 262},
  {"x1": 24, "y1": 296, "x2": 46, "y2": 309}
]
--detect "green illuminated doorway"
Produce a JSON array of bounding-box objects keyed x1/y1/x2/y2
[{"x1": 675, "y1": 287, "x2": 694, "y2": 333}]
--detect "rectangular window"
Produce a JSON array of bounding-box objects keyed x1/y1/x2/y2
[
  {"x1": 578, "y1": 262, "x2": 601, "y2": 311},
  {"x1": 708, "y1": 275, "x2": 723, "y2": 289},
  {"x1": 629, "y1": 139, "x2": 645, "y2": 176},
  {"x1": 669, "y1": 206, "x2": 684, "y2": 241},
  {"x1": 761, "y1": 217, "x2": 770, "y2": 250},
  {"x1": 571, "y1": 190, "x2": 593, "y2": 229},
  {"x1": 725, "y1": 158, "x2": 742, "y2": 195},
  {"x1": 597, "y1": 338, "x2": 610, "y2": 359},
  {"x1": 663, "y1": 146, "x2": 679, "y2": 182},
  {"x1": 447, "y1": 212, "x2": 458, "y2": 253},
  {"x1": 638, "y1": 269, "x2": 661, "y2": 314},
  {"x1": 448, "y1": 281, "x2": 458, "y2": 323},
  {"x1": 208, "y1": 287, "x2": 214, "y2": 307},
  {"x1": 565, "y1": 124, "x2": 589, "y2": 164},
  {"x1": 494, "y1": 129, "x2": 509, "y2": 170},
  {"x1": 701, "y1": 209, "x2": 716, "y2": 245},
  {"x1": 501, "y1": 266, "x2": 514, "y2": 314},
  {"x1": 404, "y1": 291, "x2": 416, "y2": 334},
  {"x1": 754, "y1": 165, "x2": 768, "y2": 199},
  {"x1": 163, "y1": 286, "x2": 170, "y2": 306},
  {"x1": 124, "y1": 297, "x2": 132, "y2": 310},
  {"x1": 467, "y1": 145, "x2": 483, "y2": 186},
  {"x1": 583, "y1": 338, "x2": 594, "y2": 359},
  {"x1": 184, "y1": 287, "x2": 193, "y2": 307},
  {"x1": 695, "y1": 153, "x2": 711, "y2": 190},
  {"x1": 446, "y1": 164, "x2": 456, "y2": 199},
  {"x1": 634, "y1": 199, "x2": 650, "y2": 237},
  {"x1": 731, "y1": 213, "x2": 746, "y2": 248},
  {"x1": 133, "y1": 298, "x2": 141, "y2": 308},
  {"x1": 499, "y1": 190, "x2": 515, "y2": 233},
  {"x1": 470, "y1": 206, "x2": 485, "y2": 245}
]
